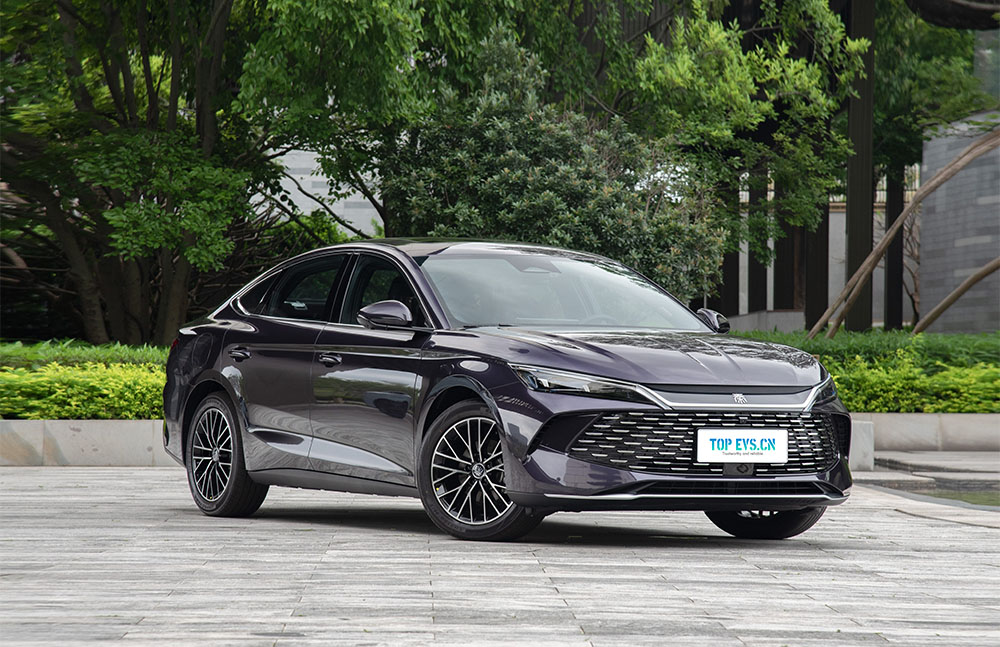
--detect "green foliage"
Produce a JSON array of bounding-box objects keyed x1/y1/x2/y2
[
  {"x1": 829, "y1": 351, "x2": 999, "y2": 414},
  {"x1": 382, "y1": 32, "x2": 726, "y2": 300},
  {"x1": 735, "y1": 330, "x2": 1000, "y2": 373},
  {"x1": 237, "y1": 0, "x2": 425, "y2": 141},
  {"x1": 71, "y1": 131, "x2": 250, "y2": 270},
  {"x1": 627, "y1": 0, "x2": 866, "y2": 254},
  {"x1": 0, "y1": 363, "x2": 165, "y2": 420},
  {"x1": 737, "y1": 330, "x2": 999, "y2": 412},
  {"x1": 0, "y1": 341, "x2": 168, "y2": 369}
]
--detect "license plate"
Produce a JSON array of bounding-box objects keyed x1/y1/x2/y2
[{"x1": 697, "y1": 429, "x2": 788, "y2": 463}]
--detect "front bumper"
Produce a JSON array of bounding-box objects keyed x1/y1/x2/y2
[
  {"x1": 501, "y1": 402, "x2": 853, "y2": 513},
  {"x1": 507, "y1": 446, "x2": 850, "y2": 512}
]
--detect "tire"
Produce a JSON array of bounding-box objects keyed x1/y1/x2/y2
[
  {"x1": 705, "y1": 507, "x2": 826, "y2": 540},
  {"x1": 417, "y1": 401, "x2": 544, "y2": 541},
  {"x1": 185, "y1": 394, "x2": 268, "y2": 517}
]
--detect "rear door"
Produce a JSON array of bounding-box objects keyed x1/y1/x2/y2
[
  {"x1": 223, "y1": 253, "x2": 348, "y2": 472},
  {"x1": 308, "y1": 253, "x2": 431, "y2": 485}
]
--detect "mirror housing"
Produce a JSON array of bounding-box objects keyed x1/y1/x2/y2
[
  {"x1": 358, "y1": 300, "x2": 413, "y2": 329},
  {"x1": 696, "y1": 308, "x2": 730, "y2": 333}
]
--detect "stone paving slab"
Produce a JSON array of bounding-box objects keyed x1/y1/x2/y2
[{"x1": 1, "y1": 467, "x2": 999, "y2": 646}]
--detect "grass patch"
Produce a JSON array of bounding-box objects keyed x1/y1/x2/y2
[{"x1": 907, "y1": 488, "x2": 1000, "y2": 507}]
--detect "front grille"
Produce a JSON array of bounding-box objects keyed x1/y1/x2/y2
[{"x1": 566, "y1": 411, "x2": 843, "y2": 475}]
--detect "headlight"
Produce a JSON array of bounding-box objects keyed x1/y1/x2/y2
[
  {"x1": 511, "y1": 365, "x2": 657, "y2": 405},
  {"x1": 814, "y1": 378, "x2": 838, "y2": 404}
]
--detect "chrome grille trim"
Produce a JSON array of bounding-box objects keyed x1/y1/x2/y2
[{"x1": 567, "y1": 411, "x2": 843, "y2": 475}]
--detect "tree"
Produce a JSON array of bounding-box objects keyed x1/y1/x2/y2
[
  {"x1": 321, "y1": 1, "x2": 865, "y2": 263},
  {"x1": 0, "y1": 0, "x2": 420, "y2": 344},
  {"x1": 381, "y1": 33, "x2": 726, "y2": 300}
]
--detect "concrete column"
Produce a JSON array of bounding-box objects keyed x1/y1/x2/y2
[{"x1": 845, "y1": 0, "x2": 875, "y2": 331}]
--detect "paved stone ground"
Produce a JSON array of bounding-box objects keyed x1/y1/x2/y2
[{"x1": 1, "y1": 468, "x2": 998, "y2": 647}]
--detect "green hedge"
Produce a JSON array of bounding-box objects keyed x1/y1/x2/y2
[
  {"x1": 735, "y1": 330, "x2": 1000, "y2": 373},
  {"x1": 735, "y1": 331, "x2": 999, "y2": 413},
  {"x1": 828, "y1": 351, "x2": 999, "y2": 413},
  {"x1": 0, "y1": 362, "x2": 165, "y2": 420},
  {"x1": 0, "y1": 340, "x2": 168, "y2": 369}
]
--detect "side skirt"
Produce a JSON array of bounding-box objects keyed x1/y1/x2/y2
[{"x1": 249, "y1": 468, "x2": 419, "y2": 498}]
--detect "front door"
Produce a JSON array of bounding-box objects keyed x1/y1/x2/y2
[{"x1": 309, "y1": 253, "x2": 430, "y2": 485}]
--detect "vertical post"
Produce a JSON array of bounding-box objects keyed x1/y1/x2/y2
[
  {"x1": 884, "y1": 169, "x2": 905, "y2": 329},
  {"x1": 747, "y1": 184, "x2": 768, "y2": 313},
  {"x1": 845, "y1": 0, "x2": 875, "y2": 331},
  {"x1": 773, "y1": 222, "x2": 796, "y2": 310},
  {"x1": 707, "y1": 185, "x2": 741, "y2": 316},
  {"x1": 805, "y1": 203, "x2": 830, "y2": 329}
]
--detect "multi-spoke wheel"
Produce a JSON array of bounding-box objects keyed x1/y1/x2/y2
[
  {"x1": 431, "y1": 416, "x2": 512, "y2": 525},
  {"x1": 191, "y1": 406, "x2": 232, "y2": 501},
  {"x1": 185, "y1": 394, "x2": 268, "y2": 517},
  {"x1": 705, "y1": 507, "x2": 826, "y2": 539},
  {"x1": 418, "y1": 401, "x2": 544, "y2": 541}
]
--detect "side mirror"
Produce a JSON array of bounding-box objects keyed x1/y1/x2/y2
[
  {"x1": 696, "y1": 308, "x2": 730, "y2": 333},
  {"x1": 358, "y1": 300, "x2": 413, "y2": 329}
]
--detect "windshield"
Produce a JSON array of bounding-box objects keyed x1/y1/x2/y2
[{"x1": 418, "y1": 251, "x2": 710, "y2": 331}]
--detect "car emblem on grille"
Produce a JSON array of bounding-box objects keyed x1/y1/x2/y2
[{"x1": 732, "y1": 393, "x2": 748, "y2": 405}]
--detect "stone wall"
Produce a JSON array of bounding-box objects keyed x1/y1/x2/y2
[{"x1": 919, "y1": 116, "x2": 1000, "y2": 333}]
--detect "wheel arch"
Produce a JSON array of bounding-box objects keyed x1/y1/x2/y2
[
  {"x1": 418, "y1": 375, "x2": 502, "y2": 443},
  {"x1": 181, "y1": 377, "x2": 233, "y2": 463}
]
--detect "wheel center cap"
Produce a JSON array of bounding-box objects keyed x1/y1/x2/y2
[
  {"x1": 211, "y1": 447, "x2": 220, "y2": 462},
  {"x1": 471, "y1": 462, "x2": 486, "y2": 479}
]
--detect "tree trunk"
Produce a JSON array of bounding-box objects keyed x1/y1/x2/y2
[
  {"x1": 912, "y1": 257, "x2": 1000, "y2": 334},
  {"x1": 153, "y1": 242, "x2": 193, "y2": 346},
  {"x1": 45, "y1": 210, "x2": 109, "y2": 344}
]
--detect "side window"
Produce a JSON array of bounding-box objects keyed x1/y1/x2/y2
[
  {"x1": 265, "y1": 255, "x2": 345, "y2": 321},
  {"x1": 238, "y1": 273, "x2": 279, "y2": 315},
  {"x1": 339, "y1": 255, "x2": 426, "y2": 326}
]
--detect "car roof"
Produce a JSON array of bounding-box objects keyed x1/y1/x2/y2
[{"x1": 318, "y1": 238, "x2": 609, "y2": 262}]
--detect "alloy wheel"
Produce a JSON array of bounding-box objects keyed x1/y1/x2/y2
[
  {"x1": 430, "y1": 416, "x2": 512, "y2": 525},
  {"x1": 191, "y1": 406, "x2": 233, "y2": 501}
]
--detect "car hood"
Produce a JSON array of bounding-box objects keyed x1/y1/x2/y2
[{"x1": 465, "y1": 328, "x2": 823, "y2": 388}]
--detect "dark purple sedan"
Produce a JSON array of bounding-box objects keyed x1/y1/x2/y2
[{"x1": 163, "y1": 240, "x2": 851, "y2": 541}]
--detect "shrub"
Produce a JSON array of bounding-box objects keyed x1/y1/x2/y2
[
  {"x1": 735, "y1": 330, "x2": 1000, "y2": 374},
  {"x1": 0, "y1": 362, "x2": 165, "y2": 420},
  {"x1": 826, "y1": 349, "x2": 999, "y2": 414},
  {"x1": 0, "y1": 340, "x2": 169, "y2": 369}
]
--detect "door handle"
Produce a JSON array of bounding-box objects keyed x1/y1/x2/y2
[
  {"x1": 229, "y1": 347, "x2": 251, "y2": 361},
  {"x1": 318, "y1": 352, "x2": 342, "y2": 367}
]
